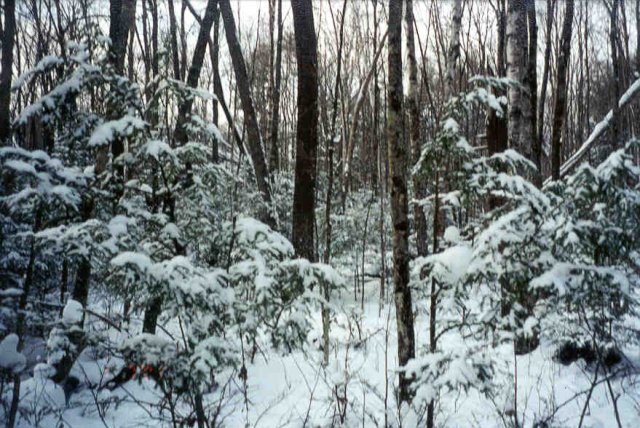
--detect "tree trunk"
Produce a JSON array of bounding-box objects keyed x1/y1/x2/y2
[
  {"x1": 291, "y1": 0, "x2": 318, "y2": 261},
  {"x1": 174, "y1": 0, "x2": 218, "y2": 146},
  {"x1": 406, "y1": 0, "x2": 428, "y2": 257},
  {"x1": 610, "y1": 0, "x2": 621, "y2": 149},
  {"x1": 537, "y1": 0, "x2": 555, "y2": 152},
  {"x1": 387, "y1": 0, "x2": 415, "y2": 404},
  {"x1": 487, "y1": 0, "x2": 508, "y2": 176},
  {"x1": 167, "y1": 0, "x2": 181, "y2": 80},
  {"x1": 219, "y1": 0, "x2": 275, "y2": 228},
  {"x1": 269, "y1": 0, "x2": 283, "y2": 172},
  {"x1": 0, "y1": 0, "x2": 16, "y2": 144},
  {"x1": 551, "y1": 0, "x2": 574, "y2": 180},
  {"x1": 525, "y1": 0, "x2": 540, "y2": 186},
  {"x1": 506, "y1": 0, "x2": 528, "y2": 160},
  {"x1": 445, "y1": 0, "x2": 464, "y2": 96}
]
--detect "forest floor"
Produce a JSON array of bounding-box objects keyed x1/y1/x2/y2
[{"x1": 12, "y1": 277, "x2": 640, "y2": 427}]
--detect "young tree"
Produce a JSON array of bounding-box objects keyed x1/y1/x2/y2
[
  {"x1": 387, "y1": 0, "x2": 415, "y2": 404},
  {"x1": 291, "y1": 0, "x2": 318, "y2": 261}
]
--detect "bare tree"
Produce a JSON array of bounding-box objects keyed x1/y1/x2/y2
[
  {"x1": 291, "y1": 0, "x2": 318, "y2": 261},
  {"x1": 269, "y1": 0, "x2": 283, "y2": 171},
  {"x1": 551, "y1": 0, "x2": 574, "y2": 180},
  {"x1": 387, "y1": 0, "x2": 415, "y2": 404},
  {"x1": 173, "y1": 0, "x2": 218, "y2": 146},
  {"x1": 219, "y1": 0, "x2": 275, "y2": 227},
  {"x1": 0, "y1": 0, "x2": 16, "y2": 144},
  {"x1": 406, "y1": 0, "x2": 428, "y2": 257}
]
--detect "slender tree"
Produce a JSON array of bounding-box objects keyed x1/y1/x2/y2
[
  {"x1": 269, "y1": 0, "x2": 283, "y2": 171},
  {"x1": 0, "y1": 0, "x2": 16, "y2": 144},
  {"x1": 219, "y1": 0, "x2": 275, "y2": 227},
  {"x1": 406, "y1": 0, "x2": 428, "y2": 257},
  {"x1": 167, "y1": 0, "x2": 181, "y2": 80},
  {"x1": 551, "y1": 0, "x2": 575, "y2": 180},
  {"x1": 387, "y1": 0, "x2": 415, "y2": 404},
  {"x1": 173, "y1": 0, "x2": 218, "y2": 146}
]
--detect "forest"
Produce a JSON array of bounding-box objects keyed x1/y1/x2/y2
[{"x1": 1, "y1": 0, "x2": 640, "y2": 426}]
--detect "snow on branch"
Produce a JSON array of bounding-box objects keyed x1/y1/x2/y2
[{"x1": 554, "y1": 77, "x2": 640, "y2": 181}]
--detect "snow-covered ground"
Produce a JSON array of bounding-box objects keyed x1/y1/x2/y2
[{"x1": 8, "y1": 279, "x2": 640, "y2": 427}]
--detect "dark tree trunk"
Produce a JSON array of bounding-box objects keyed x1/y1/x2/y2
[
  {"x1": 219, "y1": 0, "x2": 275, "y2": 227},
  {"x1": 0, "y1": 0, "x2": 16, "y2": 144},
  {"x1": 487, "y1": 0, "x2": 508, "y2": 175},
  {"x1": 551, "y1": 0, "x2": 574, "y2": 180},
  {"x1": 291, "y1": 0, "x2": 318, "y2": 261},
  {"x1": 269, "y1": 0, "x2": 283, "y2": 172},
  {"x1": 387, "y1": 0, "x2": 415, "y2": 404},
  {"x1": 525, "y1": 0, "x2": 540, "y2": 186}
]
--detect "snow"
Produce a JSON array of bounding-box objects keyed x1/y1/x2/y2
[
  {"x1": 111, "y1": 251, "x2": 153, "y2": 272},
  {"x1": 0, "y1": 334, "x2": 26, "y2": 373},
  {"x1": 62, "y1": 299, "x2": 84, "y2": 324},
  {"x1": 555, "y1": 76, "x2": 640, "y2": 180},
  {"x1": 443, "y1": 226, "x2": 461, "y2": 243},
  {"x1": 88, "y1": 116, "x2": 147, "y2": 147},
  {"x1": 144, "y1": 139, "x2": 173, "y2": 160}
]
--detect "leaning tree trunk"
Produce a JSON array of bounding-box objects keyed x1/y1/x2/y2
[
  {"x1": 387, "y1": 0, "x2": 415, "y2": 404},
  {"x1": 219, "y1": 0, "x2": 275, "y2": 228},
  {"x1": 291, "y1": 0, "x2": 319, "y2": 261},
  {"x1": 173, "y1": 0, "x2": 218, "y2": 146},
  {"x1": 551, "y1": 0, "x2": 574, "y2": 180},
  {"x1": 0, "y1": 0, "x2": 16, "y2": 144}
]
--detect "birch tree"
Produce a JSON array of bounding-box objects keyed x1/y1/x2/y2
[{"x1": 387, "y1": 0, "x2": 415, "y2": 404}]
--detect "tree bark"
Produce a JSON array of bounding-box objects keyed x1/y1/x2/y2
[
  {"x1": 525, "y1": 0, "x2": 540, "y2": 186},
  {"x1": 269, "y1": 0, "x2": 283, "y2": 171},
  {"x1": 506, "y1": 0, "x2": 529, "y2": 160},
  {"x1": 405, "y1": 0, "x2": 428, "y2": 258},
  {"x1": 445, "y1": 0, "x2": 464, "y2": 97},
  {"x1": 0, "y1": 0, "x2": 16, "y2": 144},
  {"x1": 551, "y1": 0, "x2": 574, "y2": 180},
  {"x1": 219, "y1": 0, "x2": 275, "y2": 228},
  {"x1": 167, "y1": 0, "x2": 181, "y2": 80},
  {"x1": 291, "y1": 0, "x2": 318, "y2": 261},
  {"x1": 387, "y1": 0, "x2": 415, "y2": 404}
]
